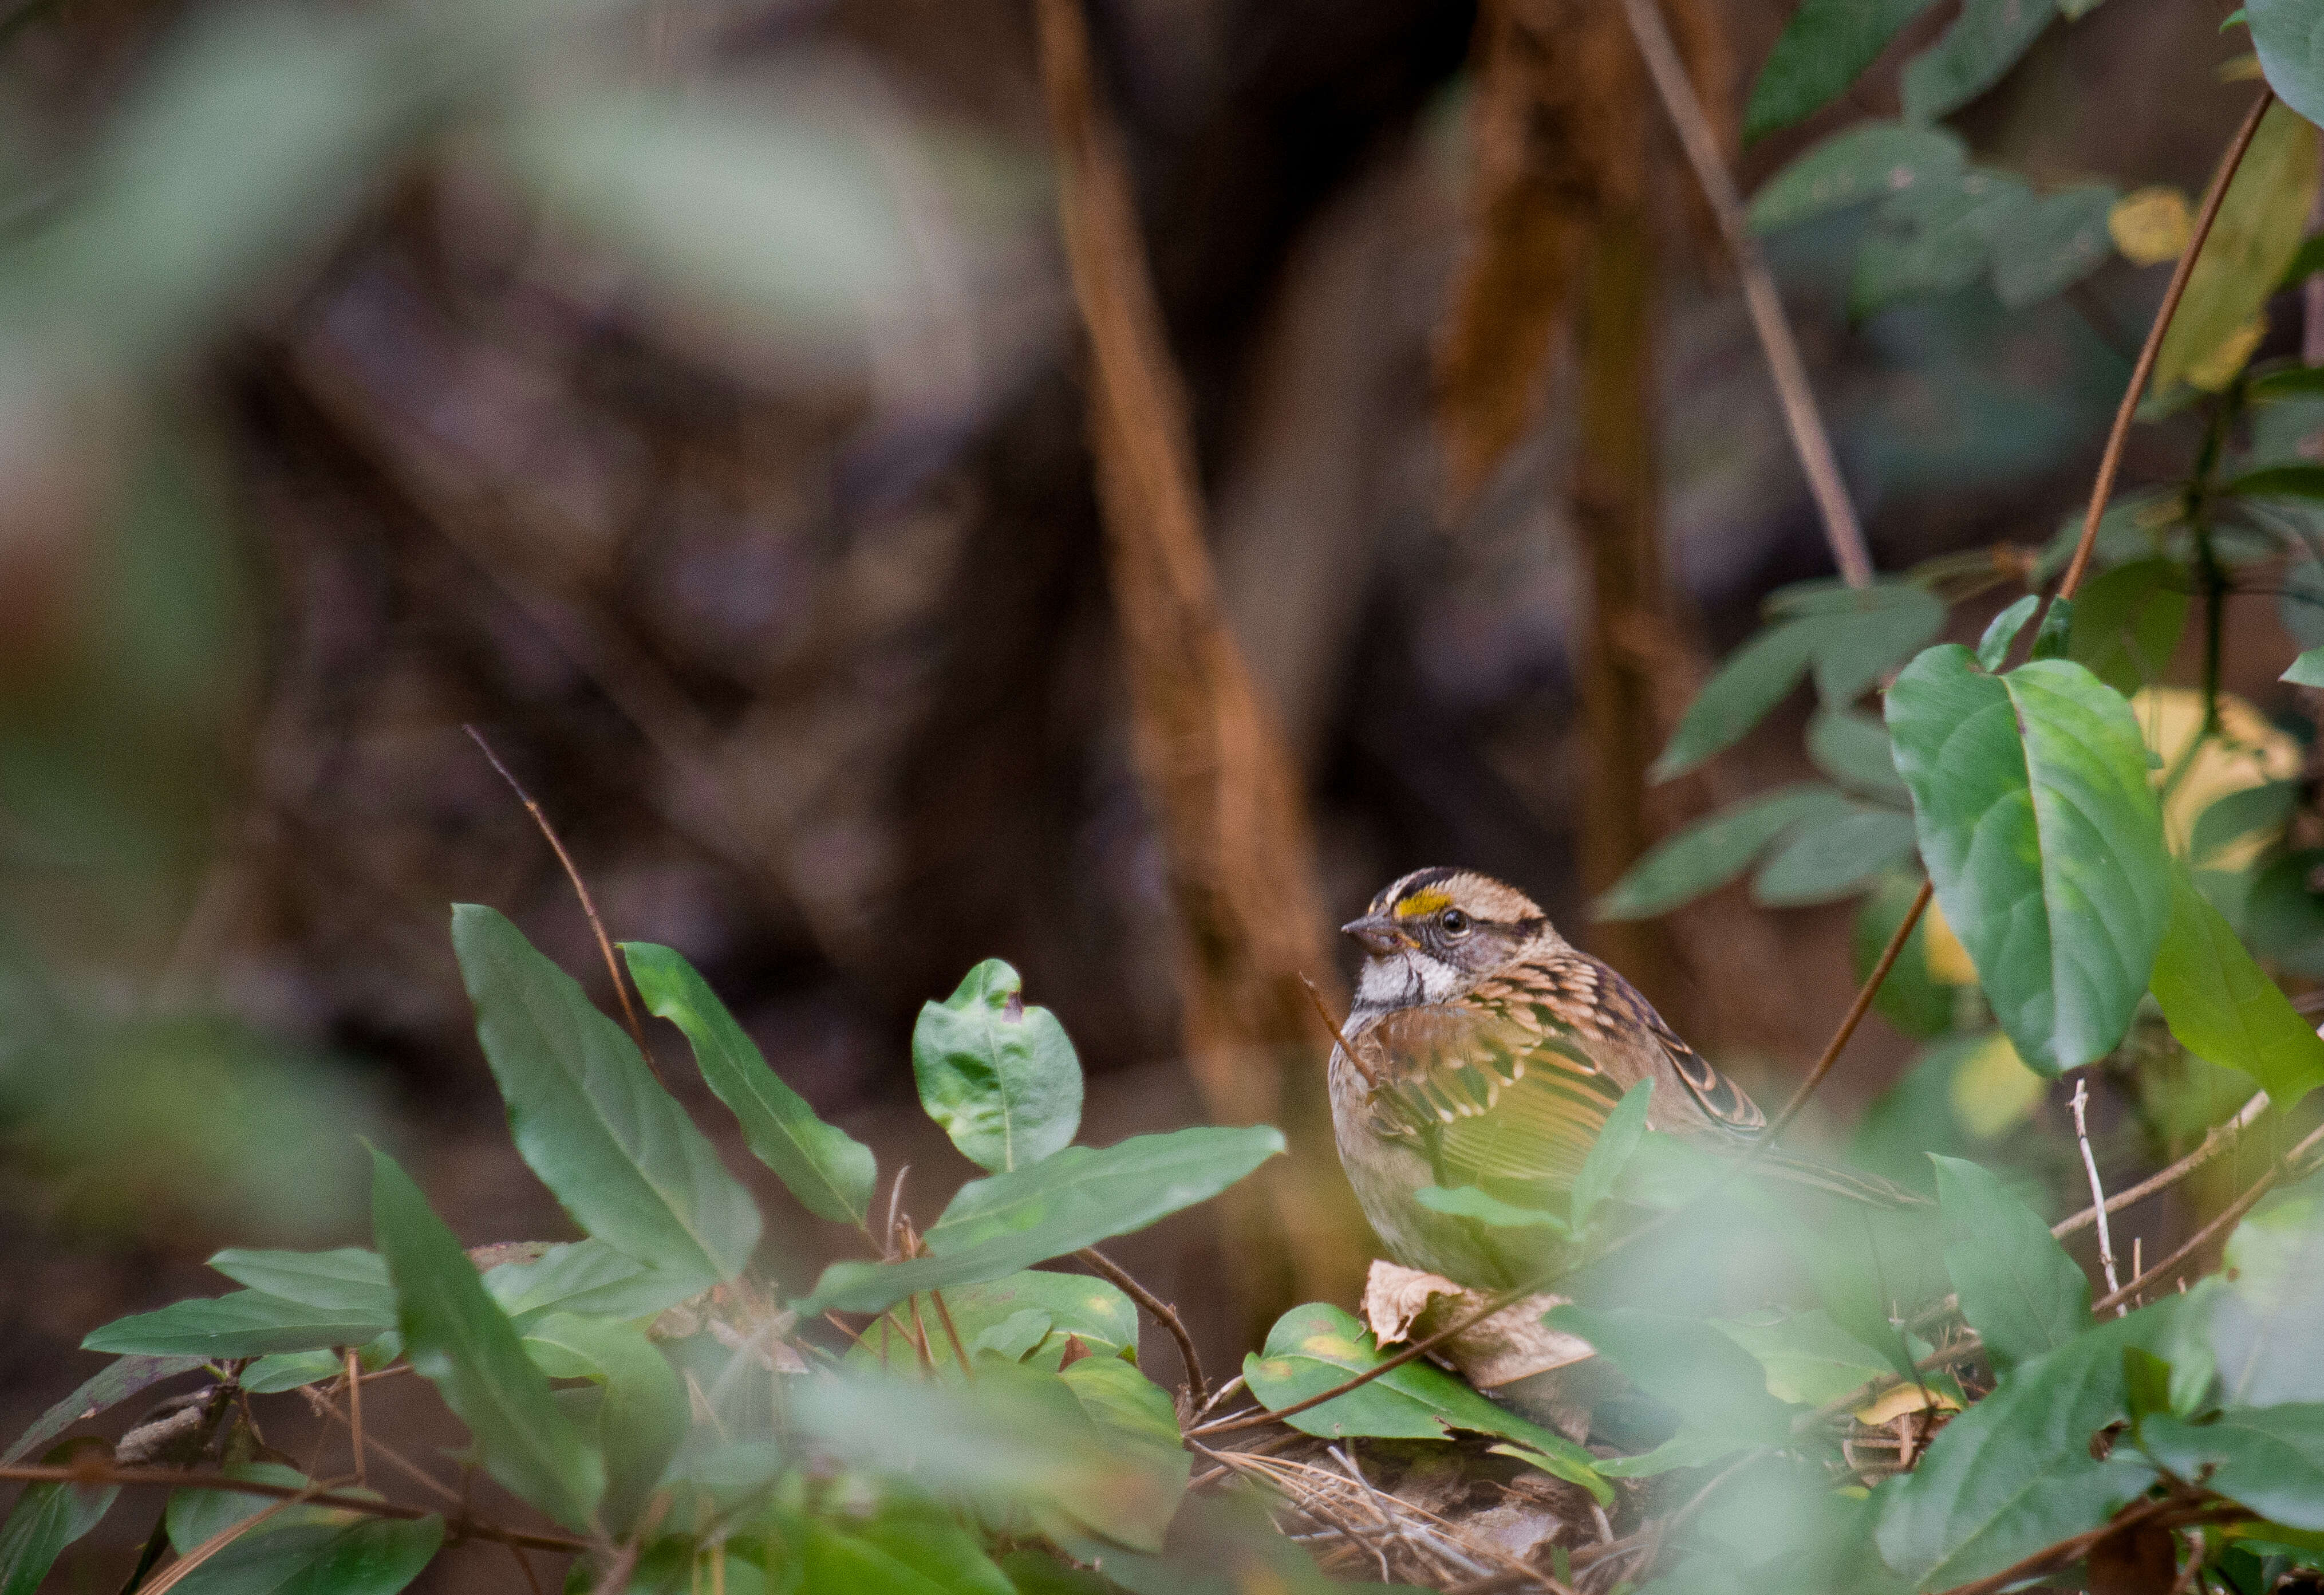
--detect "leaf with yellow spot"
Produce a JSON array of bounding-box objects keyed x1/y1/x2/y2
[
  {"x1": 1947, "y1": 1030, "x2": 2046, "y2": 1140},
  {"x1": 2109, "y1": 186, "x2": 2192, "y2": 266}
]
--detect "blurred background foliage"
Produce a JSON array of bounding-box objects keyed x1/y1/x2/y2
[{"x1": 0, "y1": 0, "x2": 2309, "y2": 1569}]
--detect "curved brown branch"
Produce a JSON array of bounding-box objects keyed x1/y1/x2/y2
[
  {"x1": 2090, "y1": 1119, "x2": 2324, "y2": 1314},
  {"x1": 2051, "y1": 1091, "x2": 2268, "y2": 1239},
  {"x1": 1077, "y1": 1247, "x2": 1208, "y2": 1408}
]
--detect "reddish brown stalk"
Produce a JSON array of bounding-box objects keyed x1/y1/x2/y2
[
  {"x1": 1300, "y1": 974, "x2": 1375, "y2": 1089},
  {"x1": 343, "y1": 1349, "x2": 364, "y2": 1488},
  {"x1": 1766, "y1": 879, "x2": 1931, "y2": 1143},
  {"x1": 928, "y1": 1288, "x2": 975, "y2": 1384},
  {"x1": 1077, "y1": 1246, "x2": 1209, "y2": 1407}
]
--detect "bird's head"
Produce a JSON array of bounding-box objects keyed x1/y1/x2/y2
[{"x1": 1341, "y1": 868, "x2": 1557, "y2": 1012}]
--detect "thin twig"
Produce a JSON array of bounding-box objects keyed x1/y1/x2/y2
[
  {"x1": 1301, "y1": 974, "x2": 1376, "y2": 1089},
  {"x1": 2090, "y1": 1119, "x2": 2324, "y2": 1314},
  {"x1": 589, "y1": 1495, "x2": 668, "y2": 1595},
  {"x1": 463, "y1": 725, "x2": 652, "y2": 1061},
  {"x1": 1617, "y1": 0, "x2": 1871, "y2": 589},
  {"x1": 2055, "y1": 88, "x2": 2273, "y2": 604},
  {"x1": 2051, "y1": 1091, "x2": 2268, "y2": 1238},
  {"x1": 2070, "y1": 1077, "x2": 2126, "y2": 1312},
  {"x1": 1194, "y1": 1372, "x2": 1248, "y2": 1424},
  {"x1": 301, "y1": 1386, "x2": 461, "y2": 1506},
  {"x1": 1077, "y1": 1246, "x2": 1208, "y2": 1407},
  {"x1": 507, "y1": 1543, "x2": 549, "y2": 1595},
  {"x1": 342, "y1": 1350, "x2": 365, "y2": 1487},
  {"x1": 135, "y1": 1487, "x2": 318, "y2": 1594},
  {"x1": 927, "y1": 1287, "x2": 975, "y2": 1384},
  {"x1": 1767, "y1": 880, "x2": 1930, "y2": 1140}
]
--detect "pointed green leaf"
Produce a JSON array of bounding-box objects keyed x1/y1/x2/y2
[
  {"x1": 1412, "y1": 1185, "x2": 1569, "y2": 1231},
  {"x1": 0, "y1": 1440, "x2": 117, "y2": 1595},
  {"x1": 1931, "y1": 1155, "x2": 2090, "y2": 1369},
  {"x1": 2154, "y1": 104, "x2": 2321, "y2": 397},
  {"x1": 1713, "y1": 1310, "x2": 1900, "y2": 1407},
  {"x1": 624, "y1": 939, "x2": 877, "y2": 1225},
  {"x1": 206, "y1": 1248, "x2": 394, "y2": 1320},
  {"x1": 2254, "y1": 0, "x2": 2324, "y2": 131},
  {"x1": 1901, "y1": 0, "x2": 2059, "y2": 123},
  {"x1": 1991, "y1": 184, "x2": 2120, "y2": 308},
  {"x1": 480, "y1": 1238, "x2": 703, "y2": 1325},
  {"x1": 2141, "y1": 1408, "x2": 2324, "y2": 1531},
  {"x1": 452, "y1": 904, "x2": 760, "y2": 1284},
  {"x1": 2, "y1": 1358, "x2": 204, "y2": 1465},
  {"x1": 1852, "y1": 168, "x2": 2031, "y2": 317},
  {"x1": 2286, "y1": 645, "x2": 2324, "y2": 687},
  {"x1": 1748, "y1": 122, "x2": 1968, "y2": 235},
  {"x1": 1596, "y1": 785, "x2": 1853, "y2": 920},
  {"x1": 1809, "y1": 708, "x2": 1909, "y2": 800},
  {"x1": 1978, "y1": 595, "x2": 2039, "y2": 672},
  {"x1": 1571, "y1": 1081, "x2": 1652, "y2": 1233},
  {"x1": 1743, "y1": 0, "x2": 1942, "y2": 141},
  {"x1": 2152, "y1": 858, "x2": 2324, "y2": 1110},
  {"x1": 162, "y1": 1513, "x2": 442, "y2": 1595},
  {"x1": 2066, "y1": 558, "x2": 2188, "y2": 694},
  {"x1": 1650, "y1": 623, "x2": 1819, "y2": 782},
  {"x1": 83, "y1": 1291, "x2": 389, "y2": 1358},
  {"x1": 911, "y1": 959, "x2": 1083, "y2": 1173},
  {"x1": 846, "y1": 1269, "x2": 1138, "y2": 1375},
  {"x1": 369, "y1": 1148, "x2": 603, "y2": 1533},
  {"x1": 519, "y1": 1313, "x2": 686, "y2": 1534},
  {"x1": 1751, "y1": 807, "x2": 1919, "y2": 907}
]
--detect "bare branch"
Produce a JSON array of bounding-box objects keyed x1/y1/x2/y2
[
  {"x1": 2070, "y1": 1077, "x2": 2126, "y2": 1312},
  {"x1": 2053, "y1": 1091, "x2": 2268, "y2": 1239},
  {"x1": 2090, "y1": 1119, "x2": 2324, "y2": 1315},
  {"x1": 1078, "y1": 1246, "x2": 1208, "y2": 1407}
]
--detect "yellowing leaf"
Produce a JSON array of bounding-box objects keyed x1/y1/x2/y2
[
  {"x1": 1856, "y1": 1379, "x2": 1961, "y2": 1425},
  {"x1": 2109, "y1": 186, "x2": 2192, "y2": 266},
  {"x1": 1948, "y1": 1031, "x2": 2046, "y2": 1140},
  {"x1": 2187, "y1": 317, "x2": 2270, "y2": 391},
  {"x1": 2153, "y1": 104, "x2": 2321, "y2": 396},
  {"x1": 1923, "y1": 897, "x2": 1978, "y2": 984},
  {"x1": 2219, "y1": 52, "x2": 2266, "y2": 81},
  {"x1": 2132, "y1": 687, "x2": 2303, "y2": 863}
]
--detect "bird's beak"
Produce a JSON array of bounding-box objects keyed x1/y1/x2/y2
[{"x1": 1341, "y1": 913, "x2": 1410, "y2": 956}]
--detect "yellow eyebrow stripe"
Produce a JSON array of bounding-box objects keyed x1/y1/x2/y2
[{"x1": 1395, "y1": 889, "x2": 1451, "y2": 917}]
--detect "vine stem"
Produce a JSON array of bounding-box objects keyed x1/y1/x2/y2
[{"x1": 2070, "y1": 1076, "x2": 2126, "y2": 1312}]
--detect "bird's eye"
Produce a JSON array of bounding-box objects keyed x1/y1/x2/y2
[{"x1": 1441, "y1": 909, "x2": 1471, "y2": 937}]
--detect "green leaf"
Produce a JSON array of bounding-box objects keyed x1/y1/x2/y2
[
  {"x1": 1852, "y1": 169, "x2": 2032, "y2": 317},
  {"x1": 1977, "y1": 596, "x2": 2039, "y2": 671},
  {"x1": 82, "y1": 1290, "x2": 389, "y2": 1358},
  {"x1": 2290, "y1": 646, "x2": 2324, "y2": 686},
  {"x1": 911, "y1": 960, "x2": 1083, "y2": 1174},
  {"x1": 242, "y1": 1341, "x2": 396, "y2": 1395},
  {"x1": 1885, "y1": 648, "x2": 2172, "y2": 1072},
  {"x1": 2029, "y1": 596, "x2": 2074, "y2": 661},
  {"x1": 2, "y1": 1357, "x2": 205, "y2": 1464},
  {"x1": 369, "y1": 1147, "x2": 603, "y2": 1533},
  {"x1": 1748, "y1": 123, "x2": 1968, "y2": 235},
  {"x1": 206, "y1": 1247, "x2": 394, "y2": 1319},
  {"x1": 480, "y1": 1238, "x2": 703, "y2": 1325},
  {"x1": 1809, "y1": 709, "x2": 1909, "y2": 800},
  {"x1": 1651, "y1": 623, "x2": 1820, "y2": 781},
  {"x1": 624, "y1": 940, "x2": 877, "y2": 1226},
  {"x1": 2066, "y1": 558, "x2": 2189, "y2": 694},
  {"x1": 452, "y1": 904, "x2": 761, "y2": 1286},
  {"x1": 1900, "y1": 0, "x2": 2059, "y2": 123},
  {"x1": 2192, "y1": 780, "x2": 2299, "y2": 865},
  {"x1": 845, "y1": 1269, "x2": 1139, "y2": 1375},
  {"x1": 2231, "y1": 464, "x2": 2324, "y2": 501},
  {"x1": 2151, "y1": 858, "x2": 2324, "y2": 1109},
  {"x1": 2254, "y1": 0, "x2": 2324, "y2": 132},
  {"x1": 1712, "y1": 1310, "x2": 1899, "y2": 1407},
  {"x1": 1412, "y1": 1186, "x2": 1569, "y2": 1230},
  {"x1": 2245, "y1": 849, "x2": 2324, "y2": 978},
  {"x1": 1855, "y1": 873, "x2": 1960, "y2": 1039},
  {"x1": 1785, "y1": 581, "x2": 1952, "y2": 705},
  {"x1": 2209, "y1": 1175, "x2": 2324, "y2": 1406},
  {"x1": 2154, "y1": 104, "x2": 2321, "y2": 397},
  {"x1": 519, "y1": 1313, "x2": 686, "y2": 1534},
  {"x1": 1743, "y1": 0, "x2": 1942, "y2": 142},
  {"x1": 802, "y1": 1127, "x2": 1283, "y2": 1316},
  {"x1": 1751, "y1": 806, "x2": 1920, "y2": 907},
  {"x1": 165, "y1": 1465, "x2": 344, "y2": 1553},
  {"x1": 1572, "y1": 1081, "x2": 1652, "y2": 1233},
  {"x1": 1875, "y1": 1303, "x2": 2176, "y2": 1589},
  {"x1": 1991, "y1": 184, "x2": 2121, "y2": 308},
  {"x1": 1596, "y1": 785, "x2": 1854, "y2": 920},
  {"x1": 0, "y1": 1440, "x2": 117, "y2": 1595},
  {"x1": 1243, "y1": 1303, "x2": 1610, "y2": 1503},
  {"x1": 816, "y1": 1498, "x2": 1019, "y2": 1595},
  {"x1": 1545, "y1": 1306, "x2": 1794, "y2": 1470},
  {"x1": 162, "y1": 1513, "x2": 443, "y2": 1595},
  {"x1": 2143, "y1": 1408, "x2": 2324, "y2": 1531},
  {"x1": 2248, "y1": 353, "x2": 2324, "y2": 395},
  {"x1": 1931, "y1": 1155, "x2": 2090, "y2": 1369}
]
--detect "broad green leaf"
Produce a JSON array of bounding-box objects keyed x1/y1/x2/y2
[
  {"x1": 520, "y1": 1313, "x2": 686, "y2": 1534},
  {"x1": 207, "y1": 1247, "x2": 393, "y2": 1319},
  {"x1": 2209, "y1": 1175, "x2": 2324, "y2": 1406},
  {"x1": 1885, "y1": 648, "x2": 2171, "y2": 1072},
  {"x1": 2, "y1": 1356, "x2": 204, "y2": 1464},
  {"x1": 2067, "y1": 558, "x2": 2188, "y2": 694},
  {"x1": 480, "y1": 1238, "x2": 703, "y2": 1325},
  {"x1": 1412, "y1": 1185, "x2": 1568, "y2": 1230},
  {"x1": 2244, "y1": 848, "x2": 2324, "y2": 978},
  {"x1": 1784, "y1": 581, "x2": 1950, "y2": 704},
  {"x1": 1545, "y1": 1306, "x2": 1794, "y2": 1473},
  {"x1": 0, "y1": 1440, "x2": 117, "y2": 1595},
  {"x1": 1244, "y1": 1303, "x2": 1609, "y2": 1503},
  {"x1": 2248, "y1": 355, "x2": 2324, "y2": 397},
  {"x1": 2191, "y1": 780, "x2": 2298, "y2": 865},
  {"x1": 803, "y1": 1127, "x2": 1283, "y2": 1316},
  {"x1": 1596, "y1": 785, "x2": 1853, "y2": 920},
  {"x1": 1713, "y1": 1310, "x2": 1897, "y2": 1407},
  {"x1": 1809, "y1": 710, "x2": 1908, "y2": 800},
  {"x1": 2153, "y1": 104, "x2": 2321, "y2": 397},
  {"x1": 1743, "y1": 0, "x2": 1942, "y2": 141},
  {"x1": 2142, "y1": 1408, "x2": 2324, "y2": 1531},
  {"x1": 1572, "y1": 1081, "x2": 1652, "y2": 1233},
  {"x1": 241, "y1": 1338, "x2": 396, "y2": 1395},
  {"x1": 83, "y1": 1290, "x2": 388, "y2": 1358},
  {"x1": 845, "y1": 1269, "x2": 1138, "y2": 1375},
  {"x1": 2254, "y1": 0, "x2": 2324, "y2": 134},
  {"x1": 1875, "y1": 1303, "x2": 2176, "y2": 1589},
  {"x1": 1977, "y1": 595, "x2": 2039, "y2": 671},
  {"x1": 911, "y1": 960, "x2": 1083, "y2": 1173},
  {"x1": 1748, "y1": 123, "x2": 1967, "y2": 235},
  {"x1": 624, "y1": 940, "x2": 877, "y2": 1225},
  {"x1": 1751, "y1": 806, "x2": 1919, "y2": 907},
  {"x1": 1852, "y1": 170, "x2": 2031, "y2": 317},
  {"x1": 1931, "y1": 1155, "x2": 2089, "y2": 1369},
  {"x1": 2231, "y1": 464, "x2": 2324, "y2": 501},
  {"x1": 812, "y1": 1498, "x2": 1017, "y2": 1595},
  {"x1": 1900, "y1": 0, "x2": 2059, "y2": 123},
  {"x1": 2287, "y1": 645, "x2": 2324, "y2": 686},
  {"x1": 1650, "y1": 624, "x2": 1820, "y2": 782},
  {"x1": 163, "y1": 1513, "x2": 442, "y2": 1595},
  {"x1": 165, "y1": 1463, "x2": 324, "y2": 1552},
  {"x1": 452, "y1": 904, "x2": 760, "y2": 1285},
  {"x1": 1991, "y1": 184, "x2": 2121, "y2": 307},
  {"x1": 2152, "y1": 859, "x2": 2324, "y2": 1109},
  {"x1": 369, "y1": 1148, "x2": 603, "y2": 1533}
]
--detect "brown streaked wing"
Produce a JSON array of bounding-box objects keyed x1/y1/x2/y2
[{"x1": 1551, "y1": 954, "x2": 1769, "y2": 1136}]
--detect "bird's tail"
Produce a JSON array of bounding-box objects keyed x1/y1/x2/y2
[{"x1": 1753, "y1": 1143, "x2": 1928, "y2": 1208}]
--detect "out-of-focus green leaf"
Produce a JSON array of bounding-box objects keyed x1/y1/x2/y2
[
  {"x1": 82, "y1": 1290, "x2": 389, "y2": 1358},
  {"x1": 1650, "y1": 626, "x2": 1820, "y2": 782},
  {"x1": 2287, "y1": 645, "x2": 2324, "y2": 686},
  {"x1": 520, "y1": 1313, "x2": 685, "y2": 1534},
  {"x1": 1412, "y1": 1185, "x2": 1569, "y2": 1230},
  {"x1": 1743, "y1": 0, "x2": 1942, "y2": 141},
  {"x1": 801, "y1": 1499, "x2": 1018, "y2": 1595},
  {"x1": 625, "y1": 940, "x2": 877, "y2": 1226},
  {"x1": 452, "y1": 904, "x2": 760, "y2": 1287},
  {"x1": 1545, "y1": 1306, "x2": 1793, "y2": 1475},
  {"x1": 1809, "y1": 710, "x2": 1909, "y2": 800},
  {"x1": 910, "y1": 960, "x2": 1082, "y2": 1174},
  {"x1": 1244, "y1": 1303, "x2": 1609, "y2": 1503},
  {"x1": 1596, "y1": 785, "x2": 1853, "y2": 920},
  {"x1": 480, "y1": 1238, "x2": 701, "y2": 1325},
  {"x1": 1991, "y1": 184, "x2": 2121, "y2": 307},
  {"x1": 2, "y1": 1357, "x2": 204, "y2": 1464},
  {"x1": 2232, "y1": 464, "x2": 2324, "y2": 501},
  {"x1": 2067, "y1": 558, "x2": 2188, "y2": 694},
  {"x1": 844, "y1": 1269, "x2": 1139, "y2": 1375},
  {"x1": 2152, "y1": 859, "x2": 2324, "y2": 1109},
  {"x1": 1712, "y1": 1311, "x2": 1897, "y2": 1407},
  {"x1": 2253, "y1": 0, "x2": 2324, "y2": 131},
  {"x1": 1748, "y1": 123, "x2": 1968, "y2": 235},
  {"x1": 2154, "y1": 104, "x2": 2321, "y2": 397},
  {"x1": 2244, "y1": 849, "x2": 2324, "y2": 977},
  {"x1": 1900, "y1": 0, "x2": 2060, "y2": 123},
  {"x1": 1572, "y1": 1081, "x2": 1652, "y2": 1234},
  {"x1": 2143, "y1": 1408, "x2": 2324, "y2": 1530},
  {"x1": 1876, "y1": 1303, "x2": 2177, "y2": 1589},
  {"x1": 1885, "y1": 648, "x2": 2171, "y2": 1072},
  {"x1": 163, "y1": 1513, "x2": 442, "y2": 1595},
  {"x1": 0, "y1": 1440, "x2": 117, "y2": 1595},
  {"x1": 369, "y1": 1148, "x2": 603, "y2": 1534},
  {"x1": 1931, "y1": 1155, "x2": 2089, "y2": 1369},
  {"x1": 802, "y1": 1127, "x2": 1283, "y2": 1316},
  {"x1": 164, "y1": 1464, "x2": 328, "y2": 1552},
  {"x1": 2209, "y1": 1175, "x2": 2324, "y2": 1406},
  {"x1": 1854, "y1": 874, "x2": 1959, "y2": 1039},
  {"x1": 1852, "y1": 169, "x2": 2031, "y2": 317},
  {"x1": 1778, "y1": 581, "x2": 1952, "y2": 706},
  {"x1": 1752, "y1": 806, "x2": 1920, "y2": 907},
  {"x1": 241, "y1": 1337, "x2": 397, "y2": 1395},
  {"x1": 206, "y1": 1247, "x2": 393, "y2": 1319},
  {"x1": 1978, "y1": 596, "x2": 2039, "y2": 671}
]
